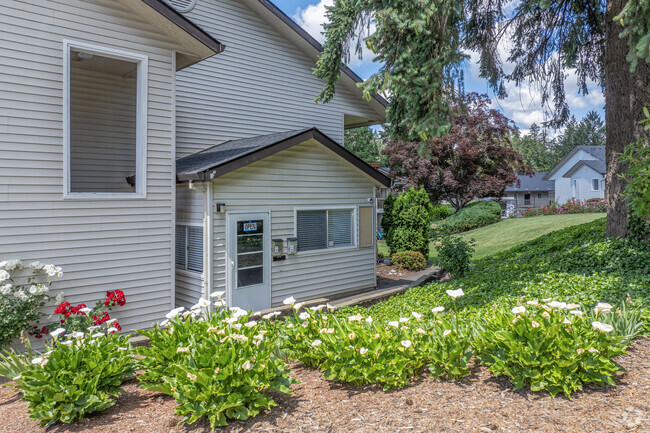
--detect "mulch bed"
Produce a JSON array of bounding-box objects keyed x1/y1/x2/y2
[
  {"x1": 1, "y1": 338, "x2": 649, "y2": 433},
  {"x1": 376, "y1": 264, "x2": 417, "y2": 288}
]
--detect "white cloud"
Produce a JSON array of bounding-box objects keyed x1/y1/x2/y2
[{"x1": 293, "y1": 0, "x2": 376, "y2": 69}]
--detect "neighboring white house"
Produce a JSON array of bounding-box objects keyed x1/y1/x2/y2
[
  {"x1": 543, "y1": 146, "x2": 606, "y2": 203},
  {"x1": 503, "y1": 173, "x2": 555, "y2": 214},
  {"x1": 0, "y1": 0, "x2": 389, "y2": 333},
  {"x1": 171, "y1": 0, "x2": 389, "y2": 312}
]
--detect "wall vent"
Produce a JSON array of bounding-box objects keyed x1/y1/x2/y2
[{"x1": 163, "y1": 0, "x2": 197, "y2": 13}]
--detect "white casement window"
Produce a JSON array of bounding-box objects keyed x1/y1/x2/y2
[
  {"x1": 63, "y1": 40, "x2": 148, "y2": 198},
  {"x1": 592, "y1": 178, "x2": 600, "y2": 191},
  {"x1": 175, "y1": 225, "x2": 203, "y2": 273},
  {"x1": 296, "y1": 208, "x2": 355, "y2": 252}
]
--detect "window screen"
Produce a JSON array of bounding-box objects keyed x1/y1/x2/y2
[
  {"x1": 297, "y1": 209, "x2": 353, "y2": 252},
  {"x1": 592, "y1": 179, "x2": 600, "y2": 191},
  {"x1": 175, "y1": 225, "x2": 203, "y2": 273}
]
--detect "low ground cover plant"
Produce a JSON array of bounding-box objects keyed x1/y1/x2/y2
[
  {"x1": 280, "y1": 297, "x2": 472, "y2": 390},
  {"x1": 474, "y1": 301, "x2": 637, "y2": 397},
  {"x1": 431, "y1": 201, "x2": 501, "y2": 235},
  {"x1": 10, "y1": 328, "x2": 134, "y2": 426},
  {"x1": 345, "y1": 219, "x2": 650, "y2": 330},
  {"x1": 0, "y1": 260, "x2": 63, "y2": 347},
  {"x1": 391, "y1": 251, "x2": 427, "y2": 270},
  {"x1": 136, "y1": 295, "x2": 296, "y2": 430}
]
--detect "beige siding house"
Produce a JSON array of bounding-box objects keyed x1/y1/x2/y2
[{"x1": 0, "y1": 0, "x2": 222, "y2": 333}]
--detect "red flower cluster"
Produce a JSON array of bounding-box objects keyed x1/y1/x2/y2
[
  {"x1": 104, "y1": 289, "x2": 126, "y2": 307},
  {"x1": 54, "y1": 302, "x2": 88, "y2": 318},
  {"x1": 28, "y1": 325, "x2": 49, "y2": 339},
  {"x1": 92, "y1": 311, "x2": 111, "y2": 325}
]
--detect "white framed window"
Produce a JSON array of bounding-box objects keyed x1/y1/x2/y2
[
  {"x1": 295, "y1": 208, "x2": 356, "y2": 252},
  {"x1": 176, "y1": 225, "x2": 203, "y2": 273},
  {"x1": 63, "y1": 40, "x2": 148, "y2": 199},
  {"x1": 592, "y1": 178, "x2": 600, "y2": 191}
]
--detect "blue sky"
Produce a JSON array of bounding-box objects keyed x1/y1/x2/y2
[{"x1": 275, "y1": 0, "x2": 606, "y2": 135}]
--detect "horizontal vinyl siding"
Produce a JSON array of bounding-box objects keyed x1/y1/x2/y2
[
  {"x1": 0, "y1": 0, "x2": 184, "y2": 334},
  {"x1": 549, "y1": 150, "x2": 593, "y2": 204},
  {"x1": 175, "y1": 0, "x2": 381, "y2": 157},
  {"x1": 211, "y1": 140, "x2": 377, "y2": 307},
  {"x1": 175, "y1": 185, "x2": 205, "y2": 307}
]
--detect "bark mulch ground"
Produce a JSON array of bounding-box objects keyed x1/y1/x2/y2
[
  {"x1": 1, "y1": 338, "x2": 649, "y2": 433},
  {"x1": 375, "y1": 264, "x2": 417, "y2": 289}
]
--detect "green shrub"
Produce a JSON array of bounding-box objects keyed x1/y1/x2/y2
[
  {"x1": 136, "y1": 302, "x2": 296, "y2": 429},
  {"x1": 385, "y1": 188, "x2": 434, "y2": 256},
  {"x1": 431, "y1": 204, "x2": 455, "y2": 220},
  {"x1": 13, "y1": 332, "x2": 134, "y2": 426},
  {"x1": 433, "y1": 201, "x2": 501, "y2": 234},
  {"x1": 434, "y1": 235, "x2": 475, "y2": 277},
  {"x1": 474, "y1": 302, "x2": 635, "y2": 398},
  {"x1": 392, "y1": 251, "x2": 426, "y2": 270},
  {"x1": 280, "y1": 301, "x2": 472, "y2": 389}
]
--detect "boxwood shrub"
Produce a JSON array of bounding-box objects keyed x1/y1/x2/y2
[{"x1": 432, "y1": 201, "x2": 501, "y2": 235}]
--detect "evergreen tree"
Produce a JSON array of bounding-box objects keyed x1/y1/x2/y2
[{"x1": 343, "y1": 127, "x2": 388, "y2": 165}]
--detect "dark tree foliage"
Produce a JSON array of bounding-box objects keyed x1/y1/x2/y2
[
  {"x1": 511, "y1": 124, "x2": 553, "y2": 172},
  {"x1": 314, "y1": 0, "x2": 650, "y2": 237},
  {"x1": 383, "y1": 93, "x2": 533, "y2": 210},
  {"x1": 549, "y1": 110, "x2": 606, "y2": 167}
]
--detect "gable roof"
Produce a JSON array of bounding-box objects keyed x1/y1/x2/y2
[
  {"x1": 176, "y1": 128, "x2": 392, "y2": 186},
  {"x1": 562, "y1": 159, "x2": 607, "y2": 178},
  {"x1": 543, "y1": 145, "x2": 605, "y2": 180},
  {"x1": 244, "y1": 0, "x2": 386, "y2": 124},
  {"x1": 505, "y1": 173, "x2": 555, "y2": 192},
  {"x1": 119, "y1": 0, "x2": 225, "y2": 69}
]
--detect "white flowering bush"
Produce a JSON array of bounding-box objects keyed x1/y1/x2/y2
[
  {"x1": 279, "y1": 299, "x2": 472, "y2": 390},
  {"x1": 0, "y1": 260, "x2": 63, "y2": 348},
  {"x1": 474, "y1": 301, "x2": 639, "y2": 397},
  {"x1": 11, "y1": 328, "x2": 134, "y2": 426},
  {"x1": 135, "y1": 295, "x2": 297, "y2": 430}
]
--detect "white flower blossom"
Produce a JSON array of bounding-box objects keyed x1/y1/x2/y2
[
  {"x1": 5, "y1": 260, "x2": 22, "y2": 271},
  {"x1": 347, "y1": 314, "x2": 363, "y2": 322},
  {"x1": 50, "y1": 328, "x2": 66, "y2": 338},
  {"x1": 55, "y1": 292, "x2": 65, "y2": 304},
  {"x1": 0, "y1": 284, "x2": 12, "y2": 295},
  {"x1": 526, "y1": 300, "x2": 539, "y2": 306},
  {"x1": 594, "y1": 303, "x2": 613, "y2": 314},
  {"x1": 569, "y1": 310, "x2": 583, "y2": 318},
  {"x1": 431, "y1": 306, "x2": 445, "y2": 315},
  {"x1": 359, "y1": 347, "x2": 368, "y2": 355},
  {"x1": 29, "y1": 261, "x2": 44, "y2": 270},
  {"x1": 388, "y1": 321, "x2": 399, "y2": 328},
  {"x1": 399, "y1": 317, "x2": 409, "y2": 323},
  {"x1": 592, "y1": 321, "x2": 614, "y2": 333},
  {"x1": 31, "y1": 357, "x2": 43, "y2": 365},
  {"x1": 365, "y1": 316, "x2": 373, "y2": 323},
  {"x1": 70, "y1": 331, "x2": 85, "y2": 339},
  {"x1": 194, "y1": 297, "x2": 211, "y2": 309},
  {"x1": 14, "y1": 290, "x2": 28, "y2": 301},
  {"x1": 61, "y1": 340, "x2": 73, "y2": 346},
  {"x1": 511, "y1": 306, "x2": 526, "y2": 315},
  {"x1": 242, "y1": 360, "x2": 252, "y2": 370},
  {"x1": 262, "y1": 311, "x2": 281, "y2": 320},
  {"x1": 547, "y1": 301, "x2": 567, "y2": 310},
  {"x1": 400, "y1": 340, "x2": 412, "y2": 348},
  {"x1": 312, "y1": 339, "x2": 322, "y2": 347},
  {"x1": 293, "y1": 302, "x2": 305, "y2": 310},
  {"x1": 299, "y1": 312, "x2": 311, "y2": 320},
  {"x1": 309, "y1": 304, "x2": 327, "y2": 312},
  {"x1": 232, "y1": 323, "x2": 243, "y2": 330},
  {"x1": 283, "y1": 296, "x2": 296, "y2": 305},
  {"x1": 443, "y1": 330, "x2": 452, "y2": 337},
  {"x1": 165, "y1": 307, "x2": 185, "y2": 319},
  {"x1": 80, "y1": 307, "x2": 92, "y2": 314},
  {"x1": 326, "y1": 303, "x2": 337, "y2": 311},
  {"x1": 563, "y1": 318, "x2": 572, "y2": 325},
  {"x1": 107, "y1": 327, "x2": 119, "y2": 334},
  {"x1": 0, "y1": 270, "x2": 11, "y2": 283},
  {"x1": 210, "y1": 291, "x2": 226, "y2": 299},
  {"x1": 244, "y1": 320, "x2": 257, "y2": 328},
  {"x1": 92, "y1": 332, "x2": 105, "y2": 338},
  {"x1": 411, "y1": 312, "x2": 423, "y2": 321},
  {"x1": 446, "y1": 289, "x2": 465, "y2": 299},
  {"x1": 230, "y1": 307, "x2": 247, "y2": 319}
]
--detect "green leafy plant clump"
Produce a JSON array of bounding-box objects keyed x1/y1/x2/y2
[
  {"x1": 392, "y1": 251, "x2": 427, "y2": 270},
  {"x1": 135, "y1": 301, "x2": 297, "y2": 430},
  {"x1": 280, "y1": 302, "x2": 472, "y2": 390},
  {"x1": 383, "y1": 188, "x2": 434, "y2": 257},
  {"x1": 432, "y1": 201, "x2": 502, "y2": 235},
  {"x1": 434, "y1": 235, "x2": 475, "y2": 278},
  {"x1": 474, "y1": 302, "x2": 638, "y2": 398},
  {"x1": 12, "y1": 332, "x2": 135, "y2": 426}
]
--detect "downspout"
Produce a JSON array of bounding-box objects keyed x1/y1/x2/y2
[
  {"x1": 204, "y1": 181, "x2": 214, "y2": 311},
  {"x1": 373, "y1": 186, "x2": 377, "y2": 288}
]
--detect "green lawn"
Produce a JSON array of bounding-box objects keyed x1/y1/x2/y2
[{"x1": 379, "y1": 213, "x2": 605, "y2": 261}]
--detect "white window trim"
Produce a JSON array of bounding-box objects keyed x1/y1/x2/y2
[
  {"x1": 62, "y1": 40, "x2": 148, "y2": 200},
  {"x1": 293, "y1": 206, "x2": 358, "y2": 255},
  {"x1": 591, "y1": 178, "x2": 601, "y2": 191},
  {"x1": 175, "y1": 222, "x2": 204, "y2": 276}
]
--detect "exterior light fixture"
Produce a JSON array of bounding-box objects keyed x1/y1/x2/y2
[
  {"x1": 286, "y1": 237, "x2": 298, "y2": 255},
  {"x1": 214, "y1": 203, "x2": 226, "y2": 213}
]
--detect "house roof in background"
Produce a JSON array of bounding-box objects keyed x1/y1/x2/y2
[
  {"x1": 543, "y1": 145, "x2": 605, "y2": 180},
  {"x1": 176, "y1": 128, "x2": 392, "y2": 186},
  {"x1": 505, "y1": 173, "x2": 555, "y2": 192},
  {"x1": 562, "y1": 159, "x2": 607, "y2": 178}
]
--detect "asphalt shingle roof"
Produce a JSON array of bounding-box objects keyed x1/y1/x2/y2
[
  {"x1": 176, "y1": 129, "x2": 311, "y2": 176},
  {"x1": 576, "y1": 145, "x2": 606, "y2": 162},
  {"x1": 505, "y1": 173, "x2": 555, "y2": 192},
  {"x1": 562, "y1": 159, "x2": 607, "y2": 177}
]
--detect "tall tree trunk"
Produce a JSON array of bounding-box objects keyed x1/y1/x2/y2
[{"x1": 604, "y1": 0, "x2": 650, "y2": 238}]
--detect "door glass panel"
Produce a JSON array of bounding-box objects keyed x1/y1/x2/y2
[{"x1": 236, "y1": 219, "x2": 264, "y2": 288}]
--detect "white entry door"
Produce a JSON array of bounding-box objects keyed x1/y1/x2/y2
[{"x1": 227, "y1": 212, "x2": 271, "y2": 311}]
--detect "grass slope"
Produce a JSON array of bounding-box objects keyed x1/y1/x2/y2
[
  {"x1": 349, "y1": 218, "x2": 650, "y2": 330},
  {"x1": 379, "y1": 213, "x2": 604, "y2": 261}
]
